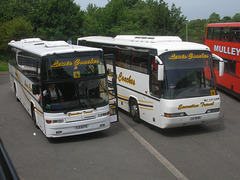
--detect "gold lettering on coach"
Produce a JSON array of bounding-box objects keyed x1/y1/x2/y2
[
  {"x1": 24, "y1": 81, "x2": 33, "y2": 93},
  {"x1": 118, "y1": 72, "x2": 135, "y2": 86},
  {"x1": 200, "y1": 101, "x2": 214, "y2": 107},
  {"x1": 178, "y1": 104, "x2": 199, "y2": 110},
  {"x1": 178, "y1": 101, "x2": 215, "y2": 110},
  {"x1": 169, "y1": 53, "x2": 209, "y2": 60},
  {"x1": 51, "y1": 58, "x2": 99, "y2": 68},
  {"x1": 68, "y1": 110, "x2": 93, "y2": 117}
]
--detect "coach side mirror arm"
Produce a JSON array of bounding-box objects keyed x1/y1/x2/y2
[
  {"x1": 212, "y1": 54, "x2": 224, "y2": 77},
  {"x1": 155, "y1": 56, "x2": 164, "y2": 81}
]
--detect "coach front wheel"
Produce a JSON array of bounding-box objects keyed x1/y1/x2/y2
[
  {"x1": 31, "y1": 105, "x2": 39, "y2": 129},
  {"x1": 14, "y1": 84, "x2": 20, "y2": 102},
  {"x1": 130, "y1": 99, "x2": 141, "y2": 123}
]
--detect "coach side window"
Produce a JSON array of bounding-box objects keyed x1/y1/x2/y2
[
  {"x1": 10, "y1": 48, "x2": 17, "y2": 66},
  {"x1": 212, "y1": 58, "x2": 219, "y2": 70},
  {"x1": 17, "y1": 51, "x2": 40, "y2": 82},
  {"x1": 131, "y1": 50, "x2": 148, "y2": 74},
  {"x1": 117, "y1": 49, "x2": 131, "y2": 69}
]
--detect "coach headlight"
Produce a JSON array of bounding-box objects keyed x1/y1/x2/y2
[
  {"x1": 98, "y1": 111, "x2": 110, "y2": 117},
  {"x1": 46, "y1": 119, "x2": 64, "y2": 124},
  {"x1": 164, "y1": 112, "x2": 186, "y2": 118},
  {"x1": 206, "y1": 108, "x2": 220, "y2": 113}
]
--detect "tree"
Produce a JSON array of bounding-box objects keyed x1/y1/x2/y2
[
  {"x1": 91, "y1": 0, "x2": 186, "y2": 36},
  {"x1": 187, "y1": 19, "x2": 207, "y2": 43},
  {"x1": 0, "y1": 0, "x2": 43, "y2": 23},
  {"x1": 0, "y1": 17, "x2": 33, "y2": 54},
  {"x1": 123, "y1": 0, "x2": 139, "y2": 8},
  {"x1": 146, "y1": 0, "x2": 170, "y2": 35},
  {"x1": 82, "y1": 4, "x2": 104, "y2": 36},
  {"x1": 208, "y1": 12, "x2": 220, "y2": 23},
  {"x1": 110, "y1": 0, "x2": 151, "y2": 35},
  {"x1": 232, "y1": 13, "x2": 240, "y2": 22},
  {"x1": 169, "y1": 4, "x2": 186, "y2": 36},
  {"x1": 100, "y1": 0, "x2": 129, "y2": 35},
  {"x1": 221, "y1": 16, "x2": 232, "y2": 22},
  {"x1": 31, "y1": 0, "x2": 84, "y2": 41}
]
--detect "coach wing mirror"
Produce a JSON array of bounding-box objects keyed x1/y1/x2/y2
[
  {"x1": 219, "y1": 61, "x2": 224, "y2": 77},
  {"x1": 155, "y1": 56, "x2": 164, "y2": 81},
  {"x1": 32, "y1": 84, "x2": 40, "y2": 95},
  {"x1": 212, "y1": 54, "x2": 224, "y2": 77}
]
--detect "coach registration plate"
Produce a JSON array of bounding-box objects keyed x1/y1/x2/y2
[
  {"x1": 76, "y1": 125, "x2": 87, "y2": 129},
  {"x1": 190, "y1": 116, "x2": 202, "y2": 120}
]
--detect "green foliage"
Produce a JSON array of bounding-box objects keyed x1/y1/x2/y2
[
  {"x1": 0, "y1": 0, "x2": 239, "y2": 55},
  {"x1": 208, "y1": 12, "x2": 221, "y2": 23},
  {"x1": 83, "y1": 0, "x2": 186, "y2": 36},
  {"x1": 188, "y1": 19, "x2": 207, "y2": 43},
  {"x1": 31, "y1": 0, "x2": 84, "y2": 41},
  {"x1": 101, "y1": 0, "x2": 129, "y2": 35},
  {"x1": 0, "y1": 17, "x2": 33, "y2": 52},
  {"x1": 232, "y1": 13, "x2": 240, "y2": 22},
  {"x1": 82, "y1": 4, "x2": 105, "y2": 36},
  {"x1": 0, "y1": 0, "x2": 42, "y2": 22},
  {"x1": 168, "y1": 4, "x2": 186, "y2": 35},
  {"x1": 221, "y1": 16, "x2": 232, "y2": 22}
]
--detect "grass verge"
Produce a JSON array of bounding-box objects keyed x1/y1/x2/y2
[{"x1": 0, "y1": 61, "x2": 9, "y2": 71}]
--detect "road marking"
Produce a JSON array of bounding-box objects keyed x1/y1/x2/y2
[{"x1": 119, "y1": 117, "x2": 189, "y2": 180}]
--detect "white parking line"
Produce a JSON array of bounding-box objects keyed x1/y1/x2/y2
[{"x1": 120, "y1": 117, "x2": 189, "y2": 180}]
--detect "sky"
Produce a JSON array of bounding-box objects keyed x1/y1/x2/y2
[{"x1": 74, "y1": 0, "x2": 239, "y2": 21}]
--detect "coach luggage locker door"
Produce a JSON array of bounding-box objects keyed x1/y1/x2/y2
[{"x1": 104, "y1": 54, "x2": 118, "y2": 122}]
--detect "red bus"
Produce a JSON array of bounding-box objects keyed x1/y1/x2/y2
[{"x1": 205, "y1": 22, "x2": 240, "y2": 98}]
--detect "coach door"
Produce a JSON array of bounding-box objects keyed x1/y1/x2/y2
[{"x1": 104, "y1": 54, "x2": 118, "y2": 122}]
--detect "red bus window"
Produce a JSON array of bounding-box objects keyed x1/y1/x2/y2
[
  {"x1": 213, "y1": 27, "x2": 221, "y2": 41},
  {"x1": 232, "y1": 27, "x2": 240, "y2": 43},
  {"x1": 207, "y1": 27, "x2": 213, "y2": 40},
  {"x1": 236, "y1": 62, "x2": 240, "y2": 77},
  {"x1": 222, "y1": 27, "x2": 231, "y2": 42},
  {"x1": 224, "y1": 59, "x2": 236, "y2": 76}
]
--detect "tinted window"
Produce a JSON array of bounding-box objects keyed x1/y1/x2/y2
[
  {"x1": 213, "y1": 27, "x2": 221, "y2": 40},
  {"x1": 42, "y1": 52, "x2": 105, "y2": 81},
  {"x1": 232, "y1": 27, "x2": 240, "y2": 43},
  {"x1": 224, "y1": 59, "x2": 236, "y2": 76},
  {"x1": 207, "y1": 27, "x2": 213, "y2": 40},
  {"x1": 17, "y1": 51, "x2": 40, "y2": 82},
  {"x1": 222, "y1": 27, "x2": 231, "y2": 41}
]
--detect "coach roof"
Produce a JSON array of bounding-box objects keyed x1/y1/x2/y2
[
  {"x1": 78, "y1": 35, "x2": 210, "y2": 55},
  {"x1": 8, "y1": 38, "x2": 102, "y2": 57}
]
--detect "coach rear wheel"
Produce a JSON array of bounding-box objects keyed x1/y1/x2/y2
[{"x1": 130, "y1": 99, "x2": 141, "y2": 123}]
